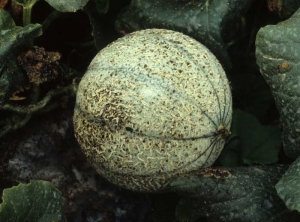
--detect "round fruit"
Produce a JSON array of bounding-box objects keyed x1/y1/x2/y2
[{"x1": 73, "y1": 29, "x2": 232, "y2": 192}]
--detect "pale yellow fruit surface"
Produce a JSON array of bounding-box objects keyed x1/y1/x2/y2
[{"x1": 73, "y1": 29, "x2": 232, "y2": 192}]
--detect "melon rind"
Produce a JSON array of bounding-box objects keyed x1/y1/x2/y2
[{"x1": 73, "y1": 29, "x2": 232, "y2": 192}]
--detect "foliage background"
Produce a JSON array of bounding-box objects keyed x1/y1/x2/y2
[{"x1": 0, "y1": 0, "x2": 300, "y2": 221}]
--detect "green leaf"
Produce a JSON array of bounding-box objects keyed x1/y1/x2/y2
[
  {"x1": 115, "y1": 0, "x2": 253, "y2": 69},
  {"x1": 83, "y1": 0, "x2": 115, "y2": 50},
  {"x1": 170, "y1": 166, "x2": 300, "y2": 222},
  {"x1": 276, "y1": 156, "x2": 300, "y2": 212},
  {"x1": 0, "y1": 9, "x2": 42, "y2": 104},
  {"x1": 219, "y1": 136, "x2": 241, "y2": 166},
  {"x1": 0, "y1": 10, "x2": 42, "y2": 59},
  {"x1": 45, "y1": 0, "x2": 89, "y2": 12},
  {"x1": 0, "y1": 9, "x2": 15, "y2": 29},
  {"x1": 256, "y1": 8, "x2": 300, "y2": 159},
  {"x1": 0, "y1": 180, "x2": 65, "y2": 222},
  {"x1": 219, "y1": 109, "x2": 282, "y2": 166}
]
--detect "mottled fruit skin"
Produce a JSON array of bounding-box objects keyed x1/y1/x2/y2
[{"x1": 73, "y1": 29, "x2": 232, "y2": 192}]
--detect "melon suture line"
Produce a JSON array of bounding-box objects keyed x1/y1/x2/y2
[
  {"x1": 160, "y1": 35, "x2": 223, "y2": 129},
  {"x1": 73, "y1": 28, "x2": 233, "y2": 192}
]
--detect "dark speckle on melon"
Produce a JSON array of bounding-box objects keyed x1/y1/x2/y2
[{"x1": 73, "y1": 29, "x2": 232, "y2": 192}]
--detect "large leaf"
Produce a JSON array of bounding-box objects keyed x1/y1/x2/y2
[
  {"x1": 83, "y1": 0, "x2": 117, "y2": 50},
  {"x1": 170, "y1": 166, "x2": 300, "y2": 222},
  {"x1": 0, "y1": 9, "x2": 42, "y2": 61},
  {"x1": 256, "y1": 8, "x2": 300, "y2": 159},
  {"x1": 276, "y1": 156, "x2": 300, "y2": 212},
  {"x1": 115, "y1": 0, "x2": 253, "y2": 69},
  {"x1": 0, "y1": 8, "x2": 15, "y2": 29},
  {"x1": 45, "y1": 0, "x2": 89, "y2": 12},
  {"x1": 0, "y1": 180, "x2": 65, "y2": 222},
  {"x1": 0, "y1": 9, "x2": 42, "y2": 104},
  {"x1": 219, "y1": 109, "x2": 282, "y2": 166}
]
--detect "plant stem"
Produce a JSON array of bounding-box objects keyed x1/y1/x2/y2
[
  {"x1": 23, "y1": 6, "x2": 32, "y2": 26},
  {"x1": 1, "y1": 81, "x2": 78, "y2": 114},
  {"x1": 42, "y1": 10, "x2": 62, "y2": 32}
]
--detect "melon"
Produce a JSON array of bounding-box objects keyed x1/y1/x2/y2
[{"x1": 73, "y1": 29, "x2": 232, "y2": 192}]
